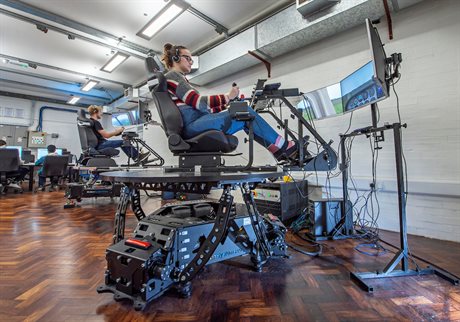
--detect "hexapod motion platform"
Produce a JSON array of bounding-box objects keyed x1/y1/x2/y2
[{"x1": 97, "y1": 169, "x2": 288, "y2": 310}]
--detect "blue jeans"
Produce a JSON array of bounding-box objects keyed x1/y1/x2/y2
[
  {"x1": 182, "y1": 107, "x2": 279, "y2": 148},
  {"x1": 97, "y1": 140, "x2": 139, "y2": 159}
]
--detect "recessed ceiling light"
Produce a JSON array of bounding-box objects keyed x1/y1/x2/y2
[
  {"x1": 67, "y1": 96, "x2": 81, "y2": 105},
  {"x1": 137, "y1": 2, "x2": 188, "y2": 40},
  {"x1": 81, "y1": 79, "x2": 99, "y2": 92},
  {"x1": 100, "y1": 52, "x2": 129, "y2": 73}
]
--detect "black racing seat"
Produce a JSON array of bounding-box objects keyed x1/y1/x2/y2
[
  {"x1": 77, "y1": 109, "x2": 120, "y2": 158},
  {"x1": 150, "y1": 72, "x2": 238, "y2": 154},
  {"x1": 85, "y1": 157, "x2": 117, "y2": 168}
]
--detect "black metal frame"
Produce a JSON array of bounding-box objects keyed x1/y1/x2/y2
[
  {"x1": 110, "y1": 175, "x2": 280, "y2": 282},
  {"x1": 254, "y1": 94, "x2": 337, "y2": 172},
  {"x1": 122, "y1": 135, "x2": 164, "y2": 167},
  {"x1": 340, "y1": 108, "x2": 459, "y2": 291}
]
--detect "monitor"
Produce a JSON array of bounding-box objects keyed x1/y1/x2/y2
[
  {"x1": 299, "y1": 82, "x2": 343, "y2": 120},
  {"x1": 7, "y1": 146, "x2": 22, "y2": 158},
  {"x1": 37, "y1": 148, "x2": 63, "y2": 160},
  {"x1": 340, "y1": 61, "x2": 386, "y2": 112},
  {"x1": 366, "y1": 18, "x2": 389, "y2": 94},
  {"x1": 22, "y1": 150, "x2": 33, "y2": 162}
]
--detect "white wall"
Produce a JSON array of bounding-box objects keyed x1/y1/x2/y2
[
  {"x1": 0, "y1": 96, "x2": 117, "y2": 159},
  {"x1": 201, "y1": 0, "x2": 460, "y2": 242}
]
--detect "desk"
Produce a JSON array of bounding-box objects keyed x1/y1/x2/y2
[{"x1": 23, "y1": 163, "x2": 38, "y2": 192}]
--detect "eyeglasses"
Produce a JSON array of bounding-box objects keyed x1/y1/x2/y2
[{"x1": 180, "y1": 55, "x2": 193, "y2": 64}]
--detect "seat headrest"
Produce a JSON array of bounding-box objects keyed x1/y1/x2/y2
[
  {"x1": 77, "y1": 109, "x2": 87, "y2": 120},
  {"x1": 77, "y1": 109, "x2": 92, "y2": 123},
  {"x1": 145, "y1": 55, "x2": 164, "y2": 73},
  {"x1": 152, "y1": 72, "x2": 167, "y2": 93},
  {"x1": 77, "y1": 109, "x2": 93, "y2": 127}
]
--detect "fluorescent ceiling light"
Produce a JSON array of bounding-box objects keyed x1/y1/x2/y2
[
  {"x1": 67, "y1": 96, "x2": 80, "y2": 105},
  {"x1": 81, "y1": 79, "x2": 99, "y2": 92},
  {"x1": 137, "y1": 2, "x2": 186, "y2": 39},
  {"x1": 100, "y1": 52, "x2": 129, "y2": 73}
]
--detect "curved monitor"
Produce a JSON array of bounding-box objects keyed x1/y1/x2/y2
[
  {"x1": 340, "y1": 61, "x2": 386, "y2": 112},
  {"x1": 298, "y1": 83, "x2": 343, "y2": 120}
]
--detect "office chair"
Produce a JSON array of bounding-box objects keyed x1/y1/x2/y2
[
  {"x1": 0, "y1": 149, "x2": 23, "y2": 194},
  {"x1": 40, "y1": 155, "x2": 70, "y2": 191}
]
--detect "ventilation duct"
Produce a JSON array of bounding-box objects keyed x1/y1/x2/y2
[{"x1": 188, "y1": 0, "x2": 425, "y2": 86}]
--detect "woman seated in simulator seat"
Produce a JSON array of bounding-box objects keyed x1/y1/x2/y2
[
  {"x1": 87, "y1": 105, "x2": 149, "y2": 163},
  {"x1": 162, "y1": 43, "x2": 303, "y2": 162}
]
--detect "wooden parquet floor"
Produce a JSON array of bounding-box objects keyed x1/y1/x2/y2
[{"x1": 1, "y1": 191, "x2": 459, "y2": 322}]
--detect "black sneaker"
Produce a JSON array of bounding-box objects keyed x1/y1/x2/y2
[
  {"x1": 275, "y1": 140, "x2": 312, "y2": 163},
  {"x1": 135, "y1": 151, "x2": 151, "y2": 165},
  {"x1": 274, "y1": 142, "x2": 298, "y2": 162}
]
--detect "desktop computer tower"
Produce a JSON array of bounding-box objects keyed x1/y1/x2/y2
[
  {"x1": 307, "y1": 198, "x2": 353, "y2": 240},
  {"x1": 253, "y1": 180, "x2": 308, "y2": 222}
]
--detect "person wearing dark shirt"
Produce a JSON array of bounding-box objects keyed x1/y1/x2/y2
[
  {"x1": 87, "y1": 105, "x2": 149, "y2": 163},
  {"x1": 34, "y1": 144, "x2": 59, "y2": 191},
  {"x1": 161, "y1": 43, "x2": 304, "y2": 161}
]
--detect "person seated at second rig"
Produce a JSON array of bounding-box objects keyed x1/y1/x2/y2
[
  {"x1": 87, "y1": 105, "x2": 150, "y2": 164},
  {"x1": 161, "y1": 43, "x2": 306, "y2": 162}
]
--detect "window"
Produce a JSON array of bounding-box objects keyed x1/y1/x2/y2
[
  {"x1": 111, "y1": 113, "x2": 131, "y2": 126},
  {"x1": 130, "y1": 110, "x2": 139, "y2": 124}
]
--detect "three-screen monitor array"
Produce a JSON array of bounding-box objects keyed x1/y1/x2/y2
[
  {"x1": 6, "y1": 146, "x2": 63, "y2": 160},
  {"x1": 299, "y1": 61, "x2": 387, "y2": 121}
]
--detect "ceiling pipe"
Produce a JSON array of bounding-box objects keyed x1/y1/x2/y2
[
  {"x1": 382, "y1": 0, "x2": 394, "y2": 40},
  {"x1": 0, "y1": 8, "x2": 148, "y2": 60},
  {"x1": 0, "y1": 53, "x2": 132, "y2": 87},
  {"x1": 0, "y1": 0, "x2": 153, "y2": 56},
  {"x1": 192, "y1": 0, "x2": 295, "y2": 56},
  {"x1": 0, "y1": 90, "x2": 88, "y2": 108},
  {"x1": 0, "y1": 78, "x2": 111, "y2": 101}
]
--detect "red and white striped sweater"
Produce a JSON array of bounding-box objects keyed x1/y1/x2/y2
[{"x1": 165, "y1": 70, "x2": 227, "y2": 114}]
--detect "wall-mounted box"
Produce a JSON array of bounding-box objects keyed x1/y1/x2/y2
[{"x1": 28, "y1": 131, "x2": 47, "y2": 148}]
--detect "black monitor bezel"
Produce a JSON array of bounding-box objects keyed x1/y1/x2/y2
[{"x1": 366, "y1": 18, "x2": 389, "y2": 96}]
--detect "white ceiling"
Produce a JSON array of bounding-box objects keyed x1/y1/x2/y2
[{"x1": 0, "y1": 0, "x2": 281, "y2": 106}]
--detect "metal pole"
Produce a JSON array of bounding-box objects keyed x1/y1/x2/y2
[
  {"x1": 298, "y1": 114, "x2": 304, "y2": 167},
  {"x1": 340, "y1": 135, "x2": 349, "y2": 221},
  {"x1": 393, "y1": 123, "x2": 408, "y2": 271}
]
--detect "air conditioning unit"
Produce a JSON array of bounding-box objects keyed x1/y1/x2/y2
[{"x1": 296, "y1": 0, "x2": 340, "y2": 17}]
